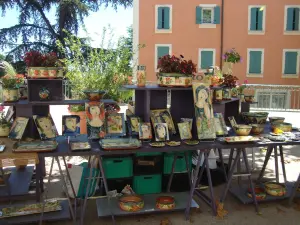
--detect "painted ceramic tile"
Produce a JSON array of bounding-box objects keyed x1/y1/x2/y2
[
  {"x1": 228, "y1": 116, "x2": 237, "y2": 128},
  {"x1": 62, "y1": 115, "x2": 80, "y2": 136},
  {"x1": 5, "y1": 106, "x2": 14, "y2": 122},
  {"x1": 180, "y1": 118, "x2": 193, "y2": 131},
  {"x1": 138, "y1": 123, "x2": 152, "y2": 140},
  {"x1": 33, "y1": 115, "x2": 58, "y2": 140},
  {"x1": 8, "y1": 117, "x2": 29, "y2": 139},
  {"x1": 154, "y1": 123, "x2": 169, "y2": 142},
  {"x1": 85, "y1": 102, "x2": 106, "y2": 139},
  {"x1": 127, "y1": 115, "x2": 141, "y2": 136},
  {"x1": 214, "y1": 113, "x2": 228, "y2": 136},
  {"x1": 192, "y1": 83, "x2": 216, "y2": 140},
  {"x1": 106, "y1": 113, "x2": 126, "y2": 136},
  {"x1": 178, "y1": 122, "x2": 192, "y2": 140},
  {"x1": 150, "y1": 109, "x2": 176, "y2": 134}
]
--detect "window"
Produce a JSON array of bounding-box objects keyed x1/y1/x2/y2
[
  {"x1": 155, "y1": 44, "x2": 172, "y2": 72},
  {"x1": 282, "y1": 49, "x2": 300, "y2": 77},
  {"x1": 247, "y1": 49, "x2": 264, "y2": 77},
  {"x1": 248, "y1": 5, "x2": 266, "y2": 34},
  {"x1": 196, "y1": 5, "x2": 220, "y2": 28},
  {"x1": 284, "y1": 6, "x2": 300, "y2": 33},
  {"x1": 155, "y1": 5, "x2": 172, "y2": 33},
  {"x1": 253, "y1": 90, "x2": 289, "y2": 109},
  {"x1": 198, "y1": 49, "x2": 216, "y2": 71}
]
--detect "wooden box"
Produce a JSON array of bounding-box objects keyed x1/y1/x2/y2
[{"x1": 27, "y1": 79, "x2": 63, "y2": 102}]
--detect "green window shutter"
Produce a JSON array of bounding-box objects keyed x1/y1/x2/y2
[
  {"x1": 257, "y1": 10, "x2": 263, "y2": 30},
  {"x1": 295, "y1": 8, "x2": 300, "y2": 31},
  {"x1": 157, "y1": 46, "x2": 170, "y2": 63},
  {"x1": 196, "y1": 6, "x2": 202, "y2": 24},
  {"x1": 163, "y1": 7, "x2": 170, "y2": 29},
  {"x1": 214, "y1": 6, "x2": 220, "y2": 24},
  {"x1": 284, "y1": 52, "x2": 298, "y2": 74},
  {"x1": 249, "y1": 51, "x2": 262, "y2": 74},
  {"x1": 201, "y1": 51, "x2": 213, "y2": 69},
  {"x1": 250, "y1": 8, "x2": 257, "y2": 30},
  {"x1": 157, "y1": 7, "x2": 163, "y2": 29},
  {"x1": 286, "y1": 8, "x2": 294, "y2": 31}
]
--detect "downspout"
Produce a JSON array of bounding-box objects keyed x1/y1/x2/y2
[{"x1": 220, "y1": 0, "x2": 224, "y2": 69}]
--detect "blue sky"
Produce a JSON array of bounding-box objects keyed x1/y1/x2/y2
[{"x1": 0, "y1": 5, "x2": 133, "y2": 48}]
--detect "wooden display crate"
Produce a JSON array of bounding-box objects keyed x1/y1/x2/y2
[{"x1": 27, "y1": 79, "x2": 63, "y2": 102}]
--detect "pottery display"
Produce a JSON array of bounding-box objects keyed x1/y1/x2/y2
[
  {"x1": 137, "y1": 65, "x2": 146, "y2": 87},
  {"x1": 156, "y1": 196, "x2": 175, "y2": 210},
  {"x1": 27, "y1": 67, "x2": 63, "y2": 79},
  {"x1": 234, "y1": 125, "x2": 252, "y2": 136},
  {"x1": 39, "y1": 87, "x2": 50, "y2": 100},
  {"x1": 271, "y1": 122, "x2": 292, "y2": 132},
  {"x1": 241, "y1": 112, "x2": 269, "y2": 124},
  {"x1": 244, "y1": 95, "x2": 255, "y2": 103},
  {"x1": 157, "y1": 73, "x2": 193, "y2": 87},
  {"x1": 247, "y1": 187, "x2": 266, "y2": 200},
  {"x1": 264, "y1": 182, "x2": 286, "y2": 197},
  {"x1": 250, "y1": 124, "x2": 265, "y2": 135},
  {"x1": 3, "y1": 88, "x2": 19, "y2": 102},
  {"x1": 119, "y1": 195, "x2": 144, "y2": 212},
  {"x1": 269, "y1": 117, "x2": 285, "y2": 124},
  {"x1": 0, "y1": 124, "x2": 10, "y2": 137},
  {"x1": 83, "y1": 90, "x2": 106, "y2": 101}
]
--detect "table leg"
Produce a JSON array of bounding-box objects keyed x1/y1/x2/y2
[
  {"x1": 288, "y1": 173, "x2": 300, "y2": 206},
  {"x1": 35, "y1": 162, "x2": 41, "y2": 202},
  {"x1": 257, "y1": 145, "x2": 273, "y2": 182},
  {"x1": 279, "y1": 145, "x2": 287, "y2": 183},
  {"x1": 237, "y1": 151, "x2": 241, "y2": 185},
  {"x1": 184, "y1": 152, "x2": 192, "y2": 187},
  {"x1": 217, "y1": 148, "x2": 228, "y2": 182},
  {"x1": 242, "y1": 149, "x2": 259, "y2": 213},
  {"x1": 167, "y1": 153, "x2": 178, "y2": 192},
  {"x1": 274, "y1": 146, "x2": 279, "y2": 183},
  {"x1": 220, "y1": 149, "x2": 241, "y2": 203},
  {"x1": 185, "y1": 151, "x2": 203, "y2": 220},
  {"x1": 0, "y1": 167, "x2": 11, "y2": 200},
  {"x1": 228, "y1": 148, "x2": 234, "y2": 171}
]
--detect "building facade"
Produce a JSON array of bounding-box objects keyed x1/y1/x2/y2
[{"x1": 133, "y1": 0, "x2": 300, "y2": 87}]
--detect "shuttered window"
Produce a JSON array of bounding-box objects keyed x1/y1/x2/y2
[
  {"x1": 155, "y1": 45, "x2": 171, "y2": 71},
  {"x1": 157, "y1": 6, "x2": 171, "y2": 30},
  {"x1": 286, "y1": 7, "x2": 300, "y2": 31},
  {"x1": 283, "y1": 50, "x2": 299, "y2": 75},
  {"x1": 249, "y1": 6, "x2": 265, "y2": 31},
  {"x1": 247, "y1": 49, "x2": 264, "y2": 75},
  {"x1": 196, "y1": 6, "x2": 220, "y2": 25},
  {"x1": 199, "y1": 49, "x2": 215, "y2": 70}
]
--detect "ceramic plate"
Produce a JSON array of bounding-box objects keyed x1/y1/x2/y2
[
  {"x1": 270, "y1": 132, "x2": 283, "y2": 136},
  {"x1": 267, "y1": 135, "x2": 286, "y2": 142},
  {"x1": 166, "y1": 141, "x2": 181, "y2": 147},
  {"x1": 184, "y1": 140, "x2": 199, "y2": 145},
  {"x1": 225, "y1": 136, "x2": 260, "y2": 143},
  {"x1": 70, "y1": 142, "x2": 91, "y2": 151},
  {"x1": 100, "y1": 138, "x2": 142, "y2": 150},
  {"x1": 149, "y1": 142, "x2": 165, "y2": 148}
]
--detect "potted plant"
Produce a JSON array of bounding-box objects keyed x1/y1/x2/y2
[
  {"x1": 0, "y1": 61, "x2": 24, "y2": 102},
  {"x1": 0, "y1": 106, "x2": 11, "y2": 136},
  {"x1": 157, "y1": 55, "x2": 196, "y2": 87},
  {"x1": 219, "y1": 74, "x2": 238, "y2": 100},
  {"x1": 222, "y1": 48, "x2": 242, "y2": 75},
  {"x1": 23, "y1": 51, "x2": 63, "y2": 78}
]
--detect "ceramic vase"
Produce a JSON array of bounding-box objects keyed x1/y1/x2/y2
[
  {"x1": 0, "y1": 125, "x2": 10, "y2": 137},
  {"x1": 222, "y1": 62, "x2": 233, "y2": 75},
  {"x1": 222, "y1": 87, "x2": 231, "y2": 100},
  {"x1": 3, "y1": 88, "x2": 19, "y2": 102},
  {"x1": 137, "y1": 65, "x2": 146, "y2": 87}
]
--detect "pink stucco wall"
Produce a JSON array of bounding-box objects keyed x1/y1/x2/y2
[{"x1": 138, "y1": 0, "x2": 300, "y2": 84}]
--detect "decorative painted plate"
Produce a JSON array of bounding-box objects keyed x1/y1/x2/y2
[
  {"x1": 225, "y1": 136, "x2": 260, "y2": 143},
  {"x1": 269, "y1": 132, "x2": 283, "y2": 136},
  {"x1": 184, "y1": 140, "x2": 199, "y2": 145},
  {"x1": 166, "y1": 141, "x2": 181, "y2": 147},
  {"x1": 149, "y1": 142, "x2": 165, "y2": 148},
  {"x1": 70, "y1": 142, "x2": 91, "y2": 151},
  {"x1": 100, "y1": 138, "x2": 142, "y2": 150}
]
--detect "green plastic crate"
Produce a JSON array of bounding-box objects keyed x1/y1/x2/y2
[
  {"x1": 103, "y1": 157, "x2": 133, "y2": 179},
  {"x1": 163, "y1": 152, "x2": 192, "y2": 174},
  {"x1": 133, "y1": 174, "x2": 162, "y2": 194},
  {"x1": 136, "y1": 152, "x2": 162, "y2": 157}
]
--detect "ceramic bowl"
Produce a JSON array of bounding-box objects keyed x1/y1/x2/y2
[
  {"x1": 247, "y1": 187, "x2": 266, "y2": 200},
  {"x1": 264, "y1": 182, "x2": 286, "y2": 197},
  {"x1": 241, "y1": 112, "x2": 269, "y2": 124},
  {"x1": 234, "y1": 125, "x2": 252, "y2": 136},
  {"x1": 119, "y1": 195, "x2": 144, "y2": 212},
  {"x1": 250, "y1": 124, "x2": 265, "y2": 135},
  {"x1": 244, "y1": 95, "x2": 255, "y2": 103},
  {"x1": 271, "y1": 122, "x2": 292, "y2": 132},
  {"x1": 156, "y1": 196, "x2": 175, "y2": 210},
  {"x1": 269, "y1": 117, "x2": 285, "y2": 124},
  {"x1": 83, "y1": 90, "x2": 106, "y2": 101}
]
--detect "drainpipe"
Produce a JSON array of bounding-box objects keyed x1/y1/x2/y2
[{"x1": 220, "y1": 0, "x2": 224, "y2": 69}]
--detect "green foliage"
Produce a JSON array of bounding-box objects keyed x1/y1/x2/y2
[
  {"x1": 57, "y1": 27, "x2": 136, "y2": 102},
  {"x1": 0, "y1": 61, "x2": 16, "y2": 77},
  {"x1": 223, "y1": 48, "x2": 242, "y2": 64}
]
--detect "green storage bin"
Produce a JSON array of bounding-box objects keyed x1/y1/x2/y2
[
  {"x1": 133, "y1": 174, "x2": 162, "y2": 194},
  {"x1": 163, "y1": 152, "x2": 192, "y2": 174},
  {"x1": 136, "y1": 152, "x2": 162, "y2": 157},
  {"x1": 103, "y1": 157, "x2": 133, "y2": 179}
]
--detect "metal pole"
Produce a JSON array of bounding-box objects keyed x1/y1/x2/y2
[{"x1": 167, "y1": 153, "x2": 178, "y2": 192}]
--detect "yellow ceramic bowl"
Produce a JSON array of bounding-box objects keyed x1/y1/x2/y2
[
  {"x1": 264, "y1": 182, "x2": 286, "y2": 197},
  {"x1": 269, "y1": 117, "x2": 285, "y2": 124},
  {"x1": 234, "y1": 125, "x2": 252, "y2": 136},
  {"x1": 250, "y1": 124, "x2": 265, "y2": 135},
  {"x1": 271, "y1": 122, "x2": 292, "y2": 132}
]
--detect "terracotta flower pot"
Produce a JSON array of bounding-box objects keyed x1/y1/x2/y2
[{"x1": 3, "y1": 88, "x2": 19, "y2": 102}]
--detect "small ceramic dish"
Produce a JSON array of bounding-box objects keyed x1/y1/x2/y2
[
  {"x1": 250, "y1": 124, "x2": 265, "y2": 135},
  {"x1": 269, "y1": 117, "x2": 285, "y2": 124},
  {"x1": 119, "y1": 195, "x2": 144, "y2": 212},
  {"x1": 184, "y1": 140, "x2": 199, "y2": 145},
  {"x1": 166, "y1": 141, "x2": 181, "y2": 147},
  {"x1": 234, "y1": 125, "x2": 252, "y2": 136},
  {"x1": 264, "y1": 182, "x2": 286, "y2": 197},
  {"x1": 247, "y1": 187, "x2": 266, "y2": 200},
  {"x1": 156, "y1": 196, "x2": 175, "y2": 210},
  {"x1": 269, "y1": 132, "x2": 283, "y2": 136},
  {"x1": 149, "y1": 142, "x2": 165, "y2": 148}
]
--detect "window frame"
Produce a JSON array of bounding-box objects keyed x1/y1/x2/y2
[
  {"x1": 246, "y1": 48, "x2": 265, "y2": 78},
  {"x1": 284, "y1": 5, "x2": 300, "y2": 35},
  {"x1": 198, "y1": 48, "x2": 216, "y2": 72},
  {"x1": 155, "y1": 44, "x2": 172, "y2": 72},
  {"x1": 248, "y1": 5, "x2": 266, "y2": 35},
  {"x1": 155, "y1": 5, "x2": 172, "y2": 33},
  {"x1": 199, "y1": 4, "x2": 217, "y2": 28},
  {"x1": 253, "y1": 89, "x2": 290, "y2": 110},
  {"x1": 282, "y1": 49, "x2": 300, "y2": 78}
]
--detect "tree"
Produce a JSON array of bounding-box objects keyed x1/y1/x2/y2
[{"x1": 0, "y1": 0, "x2": 133, "y2": 60}]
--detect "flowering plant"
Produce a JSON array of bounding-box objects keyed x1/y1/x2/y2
[
  {"x1": 23, "y1": 51, "x2": 59, "y2": 67},
  {"x1": 219, "y1": 74, "x2": 239, "y2": 88},
  {"x1": 157, "y1": 55, "x2": 197, "y2": 75},
  {"x1": 223, "y1": 48, "x2": 242, "y2": 64},
  {"x1": 237, "y1": 80, "x2": 248, "y2": 94},
  {"x1": 2, "y1": 74, "x2": 24, "y2": 89}
]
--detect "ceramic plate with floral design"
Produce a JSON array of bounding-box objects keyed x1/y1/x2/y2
[
  {"x1": 184, "y1": 140, "x2": 199, "y2": 145},
  {"x1": 166, "y1": 141, "x2": 181, "y2": 147},
  {"x1": 149, "y1": 142, "x2": 165, "y2": 148}
]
